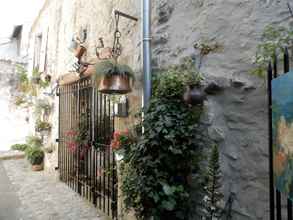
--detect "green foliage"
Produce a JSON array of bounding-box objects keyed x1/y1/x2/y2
[
  {"x1": 203, "y1": 145, "x2": 223, "y2": 219},
  {"x1": 153, "y1": 57, "x2": 203, "y2": 99},
  {"x1": 34, "y1": 99, "x2": 52, "y2": 116},
  {"x1": 92, "y1": 59, "x2": 135, "y2": 82},
  {"x1": 31, "y1": 69, "x2": 50, "y2": 88},
  {"x1": 25, "y1": 146, "x2": 44, "y2": 165},
  {"x1": 13, "y1": 95, "x2": 32, "y2": 107},
  {"x1": 121, "y1": 60, "x2": 205, "y2": 219},
  {"x1": 10, "y1": 144, "x2": 29, "y2": 151},
  {"x1": 252, "y1": 25, "x2": 293, "y2": 77},
  {"x1": 35, "y1": 119, "x2": 52, "y2": 132},
  {"x1": 26, "y1": 135, "x2": 43, "y2": 148},
  {"x1": 14, "y1": 67, "x2": 51, "y2": 108}
]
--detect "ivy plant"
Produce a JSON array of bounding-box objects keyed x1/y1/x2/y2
[{"x1": 121, "y1": 58, "x2": 205, "y2": 219}]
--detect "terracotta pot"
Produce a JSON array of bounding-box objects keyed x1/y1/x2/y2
[
  {"x1": 74, "y1": 45, "x2": 86, "y2": 60},
  {"x1": 98, "y1": 75, "x2": 132, "y2": 94},
  {"x1": 44, "y1": 74, "x2": 51, "y2": 83},
  {"x1": 83, "y1": 64, "x2": 96, "y2": 77},
  {"x1": 183, "y1": 84, "x2": 206, "y2": 106},
  {"x1": 32, "y1": 164, "x2": 44, "y2": 171}
]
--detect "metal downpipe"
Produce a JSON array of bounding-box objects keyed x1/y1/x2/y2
[{"x1": 142, "y1": 0, "x2": 152, "y2": 107}]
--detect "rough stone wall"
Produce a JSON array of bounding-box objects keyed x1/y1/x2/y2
[{"x1": 152, "y1": 0, "x2": 293, "y2": 219}]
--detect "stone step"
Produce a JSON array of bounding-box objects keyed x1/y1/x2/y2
[{"x1": 0, "y1": 150, "x2": 25, "y2": 161}]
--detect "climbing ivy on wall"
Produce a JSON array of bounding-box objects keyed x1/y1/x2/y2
[{"x1": 121, "y1": 58, "x2": 206, "y2": 219}]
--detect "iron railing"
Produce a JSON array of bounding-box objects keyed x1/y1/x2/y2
[{"x1": 58, "y1": 77, "x2": 117, "y2": 219}]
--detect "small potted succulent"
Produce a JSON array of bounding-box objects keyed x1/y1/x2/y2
[
  {"x1": 25, "y1": 147, "x2": 45, "y2": 171},
  {"x1": 92, "y1": 59, "x2": 135, "y2": 94}
]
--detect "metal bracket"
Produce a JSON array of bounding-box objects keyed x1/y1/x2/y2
[{"x1": 114, "y1": 10, "x2": 138, "y2": 22}]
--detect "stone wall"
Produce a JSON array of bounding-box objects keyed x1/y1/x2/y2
[
  {"x1": 151, "y1": 0, "x2": 293, "y2": 219},
  {"x1": 28, "y1": 0, "x2": 142, "y2": 182}
]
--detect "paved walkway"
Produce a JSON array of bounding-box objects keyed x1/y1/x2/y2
[
  {"x1": 0, "y1": 161, "x2": 21, "y2": 220},
  {"x1": 1, "y1": 159, "x2": 102, "y2": 220}
]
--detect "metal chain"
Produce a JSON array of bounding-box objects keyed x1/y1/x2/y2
[{"x1": 112, "y1": 13, "x2": 122, "y2": 60}]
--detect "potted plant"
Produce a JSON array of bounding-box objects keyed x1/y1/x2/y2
[
  {"x1": 92, "y1": 59, "x2": 135, "y2": 94},
  {"x1": 31, "y1": 69, "x2": 41, "y2": 85},
  {"x1": 181, "y1": 59, "x2": 206, "y2": 106},
  {"x1": 35, "y1": 119, "x2": 52, "y2": 133},
  {"x1": 25, "y1": 147, "x2": 45, "y2": 171}
]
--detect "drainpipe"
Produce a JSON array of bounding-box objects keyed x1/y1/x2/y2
[{"x1": 142, "y1": 0, "x2": 152, "y2": 107}]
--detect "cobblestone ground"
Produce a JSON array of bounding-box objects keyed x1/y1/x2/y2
[{"x1": 2, "y1": 159, "x2": 102, "y2": 220}]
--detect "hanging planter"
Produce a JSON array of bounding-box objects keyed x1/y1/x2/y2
[
  {"x1": 183, "y1": 84, "x2": 206, "y2": 106},
  {"x1": 93, "y1": 59, "x2": 134, "y2": 94},
  {"x1": 74, "y1": 45, "x2": 86, "y2": 60}
]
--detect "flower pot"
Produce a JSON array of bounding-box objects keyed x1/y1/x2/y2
[
  {"x1": 98, "y1": 75, "x2": 132, "y2": 94},
  {"x1": 44, "y1": 74, "x2": 51, "y2": 83},
  {"x1": 32, "y1": 164, "x2": 43, "y2": 171},
  {"x1": 74, "y1": 45, "x2": 86, "y2": 60},
  {"x1": 183, "y1": 84, "x2": 206, "y2": 106},
  {"x1": 83, "y1": 64, "x2": 96, "y2": 77}
]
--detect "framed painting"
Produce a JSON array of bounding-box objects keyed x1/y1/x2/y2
[{"x1": 272, "y1": 71, "x2": 293, "y2": 198}]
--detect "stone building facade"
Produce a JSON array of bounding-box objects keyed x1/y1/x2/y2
[
  {"x1": 27, "y1": 0, "x2": 293, "y2": 219},
  {"x1": 0, "y1": 23, "x2": 35, "y2": 151}
]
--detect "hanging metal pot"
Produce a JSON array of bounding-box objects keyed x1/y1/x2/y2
[
  {"x1": 183, "y1": 84, "x2": 206, "y2": 106},
  {"x1": 98, "y1": 75, "x2": 132, "y2": 94}
]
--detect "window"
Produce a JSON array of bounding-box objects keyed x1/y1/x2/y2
[{"x1": 33, "y1": 34, "x2": 42, "y2": 71}]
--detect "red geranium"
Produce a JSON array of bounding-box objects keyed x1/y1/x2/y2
[{"x1": 110, "y1": 130, "x2": 129, "y2": 151}]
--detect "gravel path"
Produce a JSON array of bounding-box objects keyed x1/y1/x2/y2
[{"x1": 2, "y1": 159, "x2": 102, "y2": 220}]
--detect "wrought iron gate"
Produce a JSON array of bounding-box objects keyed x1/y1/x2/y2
[
  {"x1": 268, "y1": 48, "x2": 292, "y2": 220},
  {"x1": 58, "y1": 77, "x2": 118, "y2": 219}
]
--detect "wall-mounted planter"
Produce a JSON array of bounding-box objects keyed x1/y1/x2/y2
[
  {"x1": 93, "y1": 60, "x2": 134, "y2": 95},
  {"x1": 74, "y1": 45, "x2": 86, "y2": 60},
  {"x1": 183, "y1": 84, "x2": 206, "y2": 106}
]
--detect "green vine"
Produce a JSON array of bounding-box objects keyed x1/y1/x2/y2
[
  {"x1": 121, "y1": 59, "x2": 205, "y2": 219},
  {"x1": 252, "y1": 25, "x2": 293, "y2": 77}
]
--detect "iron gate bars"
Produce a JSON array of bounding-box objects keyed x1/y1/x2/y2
[
  {"x1": 268, "y1": 48, "x2": 292, "y2": 220},
  {"x1": 58, "y1": 77, "x2": 117, "y2": 219}
]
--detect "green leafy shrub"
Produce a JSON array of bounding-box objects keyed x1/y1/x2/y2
[
  {"x1": 203, "y1": 144, "x2": 223, "y2": 219},
  {"x1": 10, "y1": 144, "x2": 29, "y2": 151},
  {"x1": 26, "y1": 135, "x2": 43, "y2": 148},
  {"x1": 25, "y1": 147, "x2": 44, "y2": 165},
  {"x1": 121, "y1": 58, "x2": 205, "y2": 219},
  {"x1": 153, "y1": 57, "x2": 203, "y2": 99}
]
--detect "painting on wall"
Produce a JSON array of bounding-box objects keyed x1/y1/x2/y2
[{"x1": 272, "y1": 71, "x2": 293, "y2": 198}]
